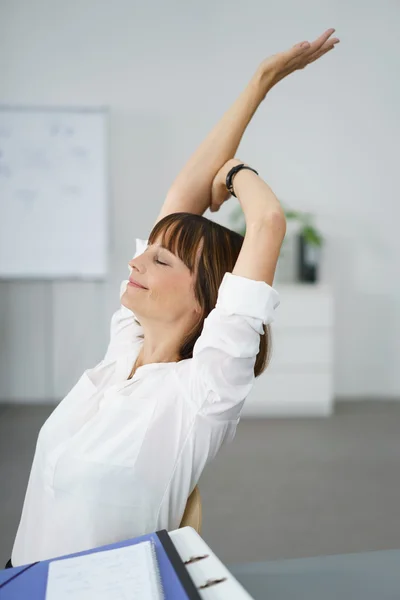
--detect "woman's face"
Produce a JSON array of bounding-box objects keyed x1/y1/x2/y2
[{"x1": 122, "y1": 236, "x2": 202, "y2": 328}]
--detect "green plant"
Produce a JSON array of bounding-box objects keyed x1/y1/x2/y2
[
  {"x1": 229, "y1": 204, "x2": 324, "y2": 247},
  {"x1": 284, "y1": 209, "x2": 324, "y2": 247}
]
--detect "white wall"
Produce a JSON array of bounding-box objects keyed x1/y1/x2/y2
[{"x1": 0, "y1": 0, "x2": 399, "y2": 401}]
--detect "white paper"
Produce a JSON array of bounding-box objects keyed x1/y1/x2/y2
[{"x1": 45, "y1": 541, "x2": 163, "y2": 600}]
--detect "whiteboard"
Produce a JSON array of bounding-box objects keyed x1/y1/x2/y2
[{"x1": 0, "y1": 106, "x2": 109, "y2": 279}]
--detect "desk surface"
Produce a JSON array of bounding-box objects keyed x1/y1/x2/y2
[{"x1": 230, "y1": 549, "x2": 400, "y2": 600}]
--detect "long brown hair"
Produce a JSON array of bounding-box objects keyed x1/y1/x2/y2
[{"x1": 148, "y1": 212, "x2": 272, "y2": 377}]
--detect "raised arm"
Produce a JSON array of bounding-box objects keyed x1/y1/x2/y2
[
  {"x1": 186, "y1": 160, "x2": 284, "y2": 420},
  {"x1": 154, "y1": 70, "x2": 269, "y2": 225},
  {"x1": 212, "y1": 158, "x2": 286, "y2": 286},
  {"x1": 232, "y1": 171, "x2": 286, "y2": 286},
  {"x1": 155, "y1": 28, "x2": 339, "y2": 226}
]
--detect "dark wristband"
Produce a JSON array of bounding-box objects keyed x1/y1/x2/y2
[{"x1": 225, "y1": 164, "x2": 259, "y2": 198}]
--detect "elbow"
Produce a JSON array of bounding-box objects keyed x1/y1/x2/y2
[
  {"x1": 263, "y1": 209, "x2": 286, "y2": 231},
  {"x1": 248, "y1": 211, "x2": 287, "y2": 241}
]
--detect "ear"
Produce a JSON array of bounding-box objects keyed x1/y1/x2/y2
[{"x1": 193, "y1": 301, "x2": 202, "y2": 318}]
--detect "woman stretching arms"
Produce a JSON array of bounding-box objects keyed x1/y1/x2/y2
[{"x1": 8, "y1": 29, "x2": 339, "y2": 568}]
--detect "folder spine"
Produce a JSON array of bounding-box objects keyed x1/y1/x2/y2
[{"x1": 156, "y1": 530, "x2": 202, "y2": 600}]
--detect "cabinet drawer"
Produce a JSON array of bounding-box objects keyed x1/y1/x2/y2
[
  {"x1": 268, "y1": 328, "x2": 333, "y2": 370},
  {"x1": 274, "y1": 284, "x2": 334, "y2": 328}
]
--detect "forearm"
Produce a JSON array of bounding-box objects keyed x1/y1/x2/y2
[
  {"x1": 232, "y1": 169, "x2": 286, "y2": 285},
  {"x1": 232, "y1": 219, "x2": 283, "y2": 286},
  {"x1": 233, "y1": 168, "x2": 284, "y2": 223},
  {"x1": 157, "y1": 69, "x2": 274, "y2": 220}
]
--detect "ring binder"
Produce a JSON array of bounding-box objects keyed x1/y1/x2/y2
[
  {"x1": 169, "y1": 527, "x2": 255, "y2": 599},
  {"x1": 1, "y1": 528, "x2": 254, "y2": 599},
  {"x1": 156, "y1": 530, "x2": 202, "y2": 599},
  {"x1": 184, "y1": 554, "x2": 209, "y2": 565},
  {"x1": 198, "y1": 577, "x2": 228, "y2": 589}
]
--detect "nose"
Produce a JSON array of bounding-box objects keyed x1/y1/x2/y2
[{"x1": 128, "y1": 256, "x2": 145, "y2": 273}]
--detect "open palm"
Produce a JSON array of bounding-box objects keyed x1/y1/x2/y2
[
  {"x1": 209, "y1": 29, "x2": 340, "y2": 213},
  {"x1": 259, "y1": 28, "x2": 340, "y2": 87}
]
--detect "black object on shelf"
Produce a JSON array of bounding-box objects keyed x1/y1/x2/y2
[{"x1": 298, "y1": 232, "x2": 320, "y2": 283}]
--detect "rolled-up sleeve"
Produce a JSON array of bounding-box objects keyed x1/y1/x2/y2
[
  {"x1": 191, "y1": 272, "x2": 280, "y2": 420},
  {"x1": 104, "y1": 238, "x2": 148, "y2": 361}
]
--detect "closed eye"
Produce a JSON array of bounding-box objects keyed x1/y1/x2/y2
[{"x1": 155, "y1": 258, "x2": 168, "y2": 266}]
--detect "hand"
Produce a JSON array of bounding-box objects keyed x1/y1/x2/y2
[
  {"x1": 256, "y1": 28, "x2": 340, "y2": 93},
  {"x1": 209, "y1": 158, "x2": 245, "y2": 213}
]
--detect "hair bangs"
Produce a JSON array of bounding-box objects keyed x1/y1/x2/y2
[{"x1": 149, "y1": 213, "x2": 204, "y2": 274}]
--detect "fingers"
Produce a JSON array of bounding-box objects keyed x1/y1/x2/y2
[
  {"x1": 306, "y1": 28, "x2": 337, "y2": 54},
  {"x1": 292, "y1": 30, "x2": 339, "y2": 69},
  {"x1": 286, "y1": 29, "x2": 338, "y2": 70},
  {"x1": 291, "y1": 41, "x2": 311, "y2": 55},
  {"x1": 307, "y1": 44, "x2": 335, "y2": 65},
  {"x1": 292, "y1": 28, "x2": 334, "y2": 54},
  {"x1": 307, "y1": 38, "x2": 340, "y2": 64}
]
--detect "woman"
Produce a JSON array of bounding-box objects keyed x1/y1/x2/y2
[{"x1": 6, "y1": 28, "x2": 339, "y2": 568}]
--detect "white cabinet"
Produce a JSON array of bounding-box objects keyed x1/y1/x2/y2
[{"x1": 242, "y1": 283, "x2": 334, "y2": 417}]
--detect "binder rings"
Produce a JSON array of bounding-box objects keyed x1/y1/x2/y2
[{"x1": 170, "y1": 527, "x2": 254, "y2": 599}]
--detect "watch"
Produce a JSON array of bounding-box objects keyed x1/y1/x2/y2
[{"x1": 225, "y1": 163, "x2": 259, "y2": 198}]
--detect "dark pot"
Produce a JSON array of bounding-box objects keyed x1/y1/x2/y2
[{"x1": 297, "y1": 232, "x2": 320, "y2": 283}]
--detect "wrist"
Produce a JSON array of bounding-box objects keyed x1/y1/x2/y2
[
  {"x1": 222, "y1": 158, "x2": 243, "y2": 182},
  {"x1": 232, "y1": 166, "x2": 259, "y2": 189},
  {"x1": 251, "y1": 66, "x2": 276, "y2": 99},
  {"x1": 226, "y1": 158, "x2": 243, "y2": 170},
  {"x1": 227, "y1": 163, "x2": 258, "y2": 198}
]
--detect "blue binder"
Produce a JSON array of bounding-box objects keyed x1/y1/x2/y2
[{"x1": 0, "y1": 530, "x2": 201, "y2": 599}]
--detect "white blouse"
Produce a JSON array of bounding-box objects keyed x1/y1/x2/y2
[{"x1": 11, "y1": 237, "x2": 280, "y2": 567}]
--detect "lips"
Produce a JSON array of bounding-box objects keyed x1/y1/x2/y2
[{"x1": 129, "y1": 278, "x2": 147, "y2": 289}]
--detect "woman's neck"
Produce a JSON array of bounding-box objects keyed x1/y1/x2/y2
[{"x1": 127, "y1": 348, "x2": 180, "y2": 380}]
